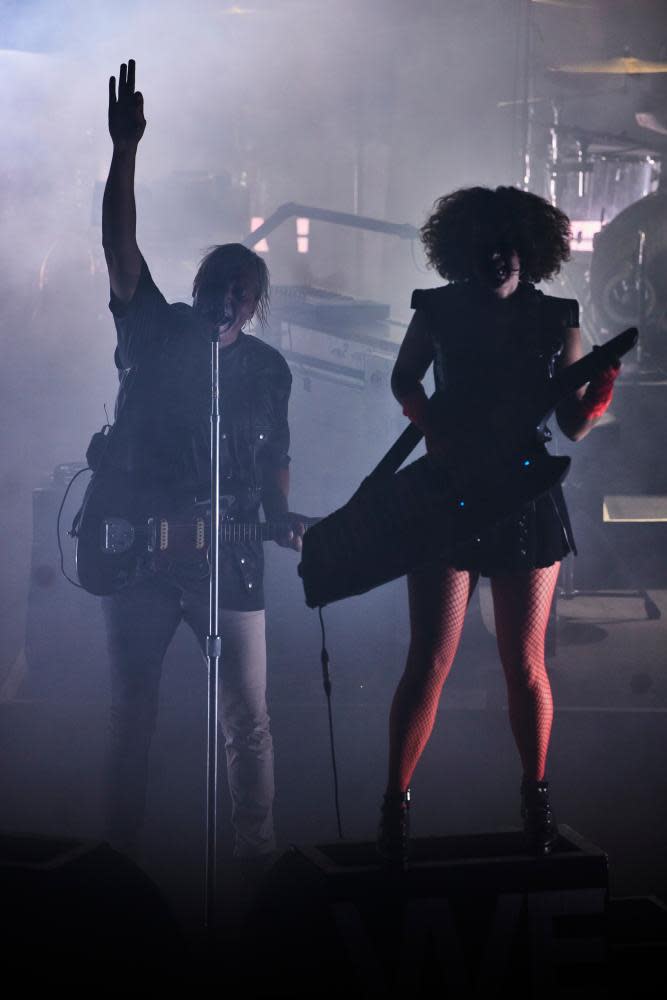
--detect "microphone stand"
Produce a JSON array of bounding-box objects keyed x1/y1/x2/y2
[
  {"x1": 635, "y1": 229, "x2": 646, "y2": 372},
  {"x1": 205, "y1": 331, "x2": 222, "y2": 934}
]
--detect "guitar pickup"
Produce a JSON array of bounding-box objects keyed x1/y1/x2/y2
[
  {"x1": 147, "y1": 517, "x2": 169, "y2": 552},
  {"x1": 102, "y1": 518, "x2": 135, "y2": 555},
  {"x1": 147, "y1": 517, "x2": 157, "y2": 553}
]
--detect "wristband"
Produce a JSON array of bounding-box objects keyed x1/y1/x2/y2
[{"x1": 578, "y1": 362, "x2": 620, "y2": 421}]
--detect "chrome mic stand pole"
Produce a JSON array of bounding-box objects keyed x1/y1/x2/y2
[
  {"x1": 205, "y1": 332, "x2": 222, "y2": 933},
  {"x1": 520, "y1": 0, "x2": 535, "y2": 192},
  {"x1": 548, "y1": 101, "x2": 560, "y2": 206},
  {"x1": 635, "y1": 229, "x2": 646, "y2": 371}
]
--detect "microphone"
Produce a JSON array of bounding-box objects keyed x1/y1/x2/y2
[
  {"x1": 194, "y1": 285, "x2": 238, "y2": 335},
  {"x1": 220, "y1": 304, "x2": 236, "y2": 328}
]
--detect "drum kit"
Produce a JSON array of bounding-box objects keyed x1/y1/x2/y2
[{"x1": 517, "y1": 49, "x2": 667, "y2": 370}]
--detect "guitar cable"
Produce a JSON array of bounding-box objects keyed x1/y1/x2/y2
[
  {"x1": 57, "y1": 413, "x2": 116, "y2": 590},
  {"x1": 318, "y1": 606, "x2": 344, "y2": 840},
  {"x1": 56, "y1": 466, "x2": 91, "y2": 590}
]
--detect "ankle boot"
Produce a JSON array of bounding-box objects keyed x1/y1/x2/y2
[
  {"x1": 521, "y1": 777, "x2": 558, "y2": 855},
  {"x1": 377, "y1": 789, "x2": 411, "y2": 867}
]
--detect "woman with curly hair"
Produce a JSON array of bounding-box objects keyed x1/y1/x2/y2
[{"x1": 378, "y1": 186, "x2": 620, "y2": 864}]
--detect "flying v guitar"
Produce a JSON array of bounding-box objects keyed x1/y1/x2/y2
[{"x1": 298, "y1": 327, "x2": 638, "y2": 608}]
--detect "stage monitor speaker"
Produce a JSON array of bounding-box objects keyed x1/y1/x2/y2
[
  {"x1": 21, "y1": 468, "x2": 108, "y2": 702},
  {"x1": 0, "y1": 830, "x2": 187, "y2": 985}
]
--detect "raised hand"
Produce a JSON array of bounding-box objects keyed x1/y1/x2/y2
[{"x1": 108, "y1": 59, "x2": 146, "y2": 148}]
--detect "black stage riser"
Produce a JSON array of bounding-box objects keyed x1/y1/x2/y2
[{"x1": 242, "y1": 827, "x2": 608, "y2": 999}]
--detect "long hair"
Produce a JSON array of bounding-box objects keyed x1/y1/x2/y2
[
  {"x1": 420, "y1": 186, "x2": 571, "y2": 284},
  {"x1": 192, "y1": 243, "x2": 270, "y2": 326}
]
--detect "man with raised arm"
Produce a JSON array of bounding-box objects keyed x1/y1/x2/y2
[{"x1": 100, "y1": 59, "x2": 302, "y2": 864}]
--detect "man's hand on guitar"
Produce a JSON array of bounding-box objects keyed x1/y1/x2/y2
[
  {"x1": 109, "y1": 59, "x2": 146, "y2": 149},
  {"x1": 275, "y1": 516, "x2": 305, "y2": 552}
]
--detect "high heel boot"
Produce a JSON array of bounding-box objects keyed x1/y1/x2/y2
[
  {"x1": 377, "y1": 789, "x2": 411, "y2": 868},
  {"x1": 521, "y1": 777, "x2": 558, "y2": 855}
]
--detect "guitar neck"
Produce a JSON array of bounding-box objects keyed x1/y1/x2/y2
[
  {"x1": 546, "y1": 326, "x2": 638, "y2": 409},
  {"x1": 219, "y1": 515, "x2": 316, "y2": 543},
  {"x1": 220, "y1": 520, "x2": 281, "y2": 543}
]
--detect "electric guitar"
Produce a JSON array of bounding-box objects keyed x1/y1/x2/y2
[
  {"x1": 298, "y1": 327, "x2": 638, "y2": 608},
  {"x1": 75, "y1": 473, "x2": 316, "y2": 596}
]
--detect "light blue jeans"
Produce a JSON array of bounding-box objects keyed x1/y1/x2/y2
[{"x1": 103, "y1": 574, "x2": 275, "y2": 858}]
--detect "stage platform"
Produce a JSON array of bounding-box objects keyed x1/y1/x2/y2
[{"x1": 236, "y1": 828, "x2": 666, "y2": 998}]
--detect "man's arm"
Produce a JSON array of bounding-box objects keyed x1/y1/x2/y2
[
  {"x1": 258, "y1": 359, "x2": 303, "y2": 551},
  {"x1": 262, "y1": 466, "x2": 303, "y2": 552},
  {"x1": 102, "y1": 59, "x2": 146, "y2": 304},
  {"x1": 261, "y1": 466, "x2": 290, "y2": 520}
]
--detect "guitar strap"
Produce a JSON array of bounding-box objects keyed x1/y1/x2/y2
[
  {"x1": 70, "y1": 364, "x2": 141, "y2": 537},
  {"x1": 69, "y1": 419, "x2": 116, "y2": 539},
  {"x1": 85, "y1": 420, "x2": 114, "y2": 472},
  {"x1": 84, "y1": 355, "x2": 144, "y2": 473}
]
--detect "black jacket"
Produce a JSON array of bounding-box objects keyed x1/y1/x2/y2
[{"x1": 103, "y1": 259, "x2": 291, "y2": 609}]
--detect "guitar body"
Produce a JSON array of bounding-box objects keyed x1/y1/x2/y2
[
  {"x1": 299, "y1": 449, "x2": 569, "y2": 608},
  {"x1": 75, "y1": 471, "x2": 158, "y2": 596},
  {"x1": 75, "y1": 469, "x2": 317, "y2": 597}
]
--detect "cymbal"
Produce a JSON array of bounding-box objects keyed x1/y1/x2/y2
[
  {"x1": 552, "y1": 123, "x2": 639, "y2": 144},
  {"x1": 550, "y1": 123, "x2": 661, "y2": 153},
  {"x1": 531, "y1": 0, "x2": 592, "y2": 7},
  {"x1": 551, "y1": 56, "x2": 667, "y2": 74},
  {"x1": 636, "y1": 111, "x2": 667, "y2": 137},
  {"x1": 497, "y1": 96, "x2": 550, "y2": 108}
]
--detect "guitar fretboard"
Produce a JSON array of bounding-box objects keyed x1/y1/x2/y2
[
  {"x1": 220, "y1": 520, "x2": 281, "y2": 543},
  {"x1": 151, "y1": 513, "x2": 315, "y2": 551}
]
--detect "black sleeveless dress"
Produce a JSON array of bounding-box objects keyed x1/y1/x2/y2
[{"x1": 411, "y1": 281, "x2": 577, "y2": 576}]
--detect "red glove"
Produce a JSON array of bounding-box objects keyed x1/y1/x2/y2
[
  {"x1": 578, "y1": 357, "x2": 621, "y2": 421},
  {"x1": 401, "y1": 386, "x2": 448, "y2": 460}
]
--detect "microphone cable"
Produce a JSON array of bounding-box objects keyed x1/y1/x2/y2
[{"x1": 318, "y1": 605, "x2": 343, "y2": 839}]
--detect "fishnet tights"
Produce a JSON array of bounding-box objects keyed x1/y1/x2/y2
[
  {"x1": 492, "y1": 562, "x2": 560, "y2": 782},
  {"x1": 388, "y1": 563, "x2": 478, "y2": 793},
  {"x1": 387, "y1": 561, "x2": 560, "y2": 793}
]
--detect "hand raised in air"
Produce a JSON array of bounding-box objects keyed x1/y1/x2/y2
[{"x1": 108, "y1": 59, "x2": 146, "y2": 149}]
